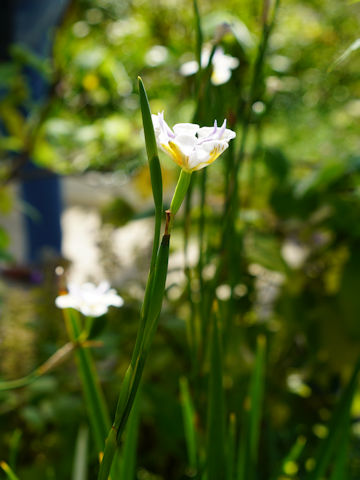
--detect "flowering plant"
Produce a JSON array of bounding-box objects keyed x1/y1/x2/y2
[
  {"x1": 55, "y1": 281, "x2": 124, "y2": 317},
  {"x1": 152, "y1": 112, "x2": 236, "y2": 172}
]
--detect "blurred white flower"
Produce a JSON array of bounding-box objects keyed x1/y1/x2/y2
[
  {"x1": 55, "y1": 281, "x2": 124, "y2": 317},
  {"x1": 152, "y1": 112, "x2": 236, "y2": 172},
  {"x1": 180, "y1": 46, "x2": 239, "y2": 85},
  {"x1": 145, "y1": 45, "x2": 169, "y2": 66}
]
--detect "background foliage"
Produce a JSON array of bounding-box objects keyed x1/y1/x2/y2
[{"x1": 1, "y1": 0, "x2": 360, "y2": 479}]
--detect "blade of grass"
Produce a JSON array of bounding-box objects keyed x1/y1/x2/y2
[
  {"x1": 63, "y1": 309, "x2": 110, "y2": 454},
  {"x1": 0, "y1": 462, "x2": 19, "y2": 480},
  {"x1": 229, "y1": 0, "x2": 281, "y2": 222},
  {"x1": 120, "y1": 389, "x2": 141, "y2": 480},
  {"x1": 184, "y1": 176, "x2": 198, "y2": 375},
  {"x1": 307, "y1": 357, "x2": 360, "y2": 480},
  {"x1": 72, "y1": 425, "x2": 89, "y2": 480},
  {"x1": 237, "y1": 335, "x2": 267, "y2": 480},
  {"x1": 206, "y1": 311, "x2": 226, "y2": 480},
  {"x1": 329, "y1": 38, "x2": 360, "y2": 71},
  {"x1": 193, "y1": 0, "x2": 203, "y2": 69},
  {"x1": 180, "y1": 377, "x2": 198, "y2": 474},
  {"x1": 138, "y1": 76, "x2": 162, "y2": 274},
  {"x1": 249, "y1": 335, "x2": 266, "y2": 467},
  {"x1": 193, "y1": 0, "x2": 204, "y2": 107},
  {"x1": 131, "y1": 77, "x2": 164, "y2": 364},
  {"x1": 0, "y1": 342, "x2": 75, "y2": 391},
  {"x1": 277, "y1": 435, "x2": 306, "y2": 479},
  {"x1": 99, "y1": 233, "x2": 170, "y2": 480},
  {"x1": 198, "y1": 168, "x2": 207, "y2": 363},
  {"x1": 116, "y1": 233, "x2": 171, "y2": 437},
  {"x1": 138, "y1": 76, "x2": 162, "y2": 222},
  {"x1": 329, "y1": 408, "x2": 350, "y2": 480},
  {"x1": 227, "y1": 413, "x2": 237, "y2": 480},
  {"x1": 236, "y1": 410, "x2": 247, "y2": 480},
  {"x1": 8, "y1": 430, "x2": 22, "y2": 471}
]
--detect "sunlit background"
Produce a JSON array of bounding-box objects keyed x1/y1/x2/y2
[{"x1": 1, "y1": 0, "x2": 360, "y2": 478}]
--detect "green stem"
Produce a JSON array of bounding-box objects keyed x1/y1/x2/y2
[
  {"x1": 184, "y1": 178, "x2": 198, "y2": 375},
  {"x1": 231, "y1": 0, "x2": 281, "y2": 211},
  {"x1": 0, "y1": 341, "x2": 75, "y2": 391},
  {"x1": 0, "y1": 462, "x2": 19, "y2": 480},
  {"x1": 98, "y1": 233, "x2": 171, "y2": 480},
  {"x1": 170, "y1": 170, "x2": 192, "y2": 219},
  {"x1": 198, "y1": 168, "x2": 208, "y2": 367},
  {"x1": 64, "y1": 309, "x2": 110, "y2": 454}
]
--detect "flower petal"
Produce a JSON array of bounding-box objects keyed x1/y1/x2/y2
[
  {"x1": 173, "y1": 123, "x2": 199, "y2": 136},
  {"x1": 55, "y1": 294, "x2": 79, "y2": 310},
  {"x1": 172, "y1": 134, "x2": 197, "y2": 157},
  {"x1": 179, "y1": 60, "x2": 199, "y2": 76},
  {"x1": 197, "y1": 126, "x2": 217, "y2": 139},
  {"x1": 211, "y1": 68, "x2": 232, "y2": 85},
  {"x1": 189, "y1": 140, "x2": 229, "y2": 171},
  {"x1": 98, "y1": 281, "x2": 111, "y2": 294},
  {"x1": 80, "y1": 303, "x2": 109, "y2": 317}
]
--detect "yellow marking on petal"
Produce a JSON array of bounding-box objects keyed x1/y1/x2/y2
[
  {"x1": 192, "y1": 144, "x2": 226, "y2": 171},
  {"x1": 168, "y1": 141, "x2": 189, "y2": 168},
  {"x1": 160, "y1": 143, "x2": 181, "y2": 167},
  {"x1": 161, "y1": 141, "x2": 192, "y2": 170}
]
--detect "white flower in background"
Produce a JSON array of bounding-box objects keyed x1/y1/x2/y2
[
  {"x1": 152, "y1": 112, "x2": 236, "y2": 172},
  {"x1": 145, "y1": 45, "x2": 169, "y2": 66},
  {"x1": 55, "y1": 281, "x2": 124, "y2": 317},
  {"x1": 180, "y1": 45, "x2": 239, "y2": 85}
]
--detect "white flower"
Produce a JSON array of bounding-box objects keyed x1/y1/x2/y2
[
  {"x1": 180, "y1": 46, "x2": 239, "y2": 85},
  {"x1": 152, "y1": 112, "x2": 236, "y2": 172},
  {"x1": 55, "y1": 281, "x2": 124, "y2": 317}
]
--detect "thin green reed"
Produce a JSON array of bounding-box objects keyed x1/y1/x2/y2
[
  {"x1": 0, "y1": 341, "x2": 75, "y2": 391},
  {"x1": 0, "y1": 462, "x2": 19, "y2": 480},
  {"x1": 276, "y1": 435, "x2": 306, "y2": 479},
  {"x1": 204, "y1": 0, "x2": 282, "y2": 336},
  {"x1": 227, "y1": 413, "x2": 237, "y2": 480},
  {"x1": 193, "y1": 0, "x2": 203, "y2": 79},
  {"x1": 237, "y1": 335, "x2": 267, "y2": 480},
  {"x1": 63, "y1": 308, "x2": 110, "y2": 454},
  {"x1": 184, "y1": 0, "x2": 203, "y2": 377},
  {"x1": 328, "y1": 412, "x2": 350, "y2": 480},
  {"x1": 188, "y1": 0, "x2": 218, "y2": 374},
  {"x1": 231, "y1": 0, "x2": 281, "y2": 210},
  {"x1": 307, "y1": 357, "x2": 360, "y2": 480},
  {"x1": 130, "y1": 77, "x2": 163, "y2": 365},
  {"x1": 184, "y1": 178, "x2": 198, "y2": 376},
  {"x1": 198, "y1": 167, "x2": 207, "y2": 360},
  {"x1": 206, "y1": 310, "x2": 226, "y2": 480},
  {"x1": 119, "y1": 390, "x2": 141, "y2": 480},
  {"x1": 180, "y1": 377, "x2": 198, "y2": 474},
  {"x1": 72, "y1": 425, "x2": 89, "y2": 480},
  {"x1": 218, "y1": 0, "x2": 282, "y2": 260},
  {"x1": 98, "y1": 78, "x2": 192, "y2": 479},
  {"x1": 8, "y1": 430, "x2": 21, "y2": 473}
]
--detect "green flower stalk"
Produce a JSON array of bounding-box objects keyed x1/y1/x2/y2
[
  {"x1": 98, "y1": 79, "x2": 235, "y2": 479},
  {"x1": 55, "y1": 281, "x2": 124, "y2": 456}
]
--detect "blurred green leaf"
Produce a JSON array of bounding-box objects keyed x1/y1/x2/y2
[
  {"x1": 0, "y1": 462, "x2": 19, "y2": 480},
  {"x1": 206, "y1": 315, "x2": 226, "y2": 480},
  {"x1": 307, "y1": 357, "x2": 360, "y2": 480},
  {"x1": 244, "y1": 232, "x2": 288, "y2": 273},
  {"x1": 330, "y1": 38, "x2": 360, "y2": 71},
  {"x1": 72, "y1": 425, "x2": 89, "y2": 480},
  {"x1": 180, "y1": 377, "x2": 198, "y2": 472},
  {"x1": 119, "y1": 390, "x2": 141, "y2": 480}
]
